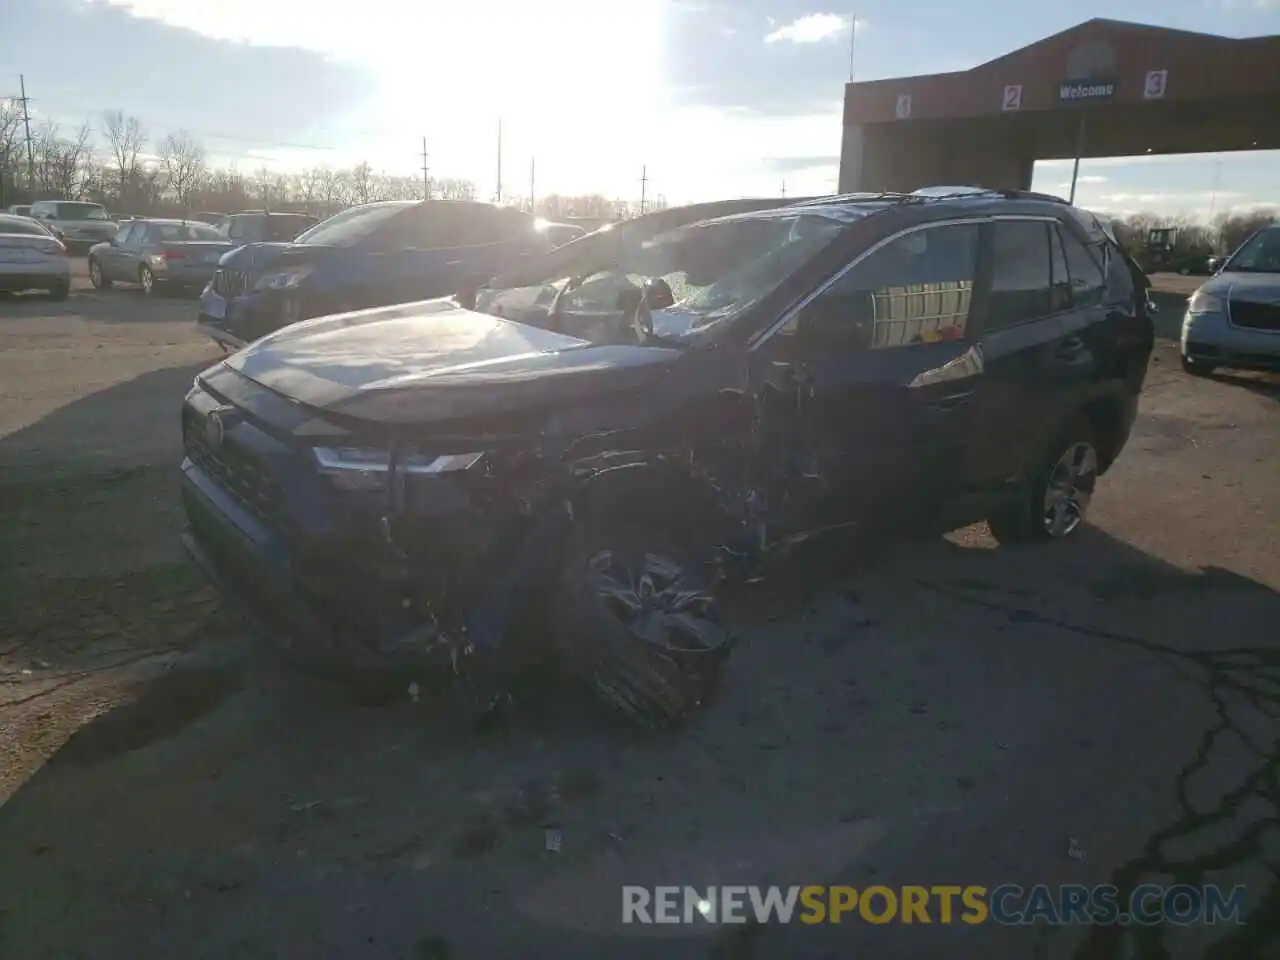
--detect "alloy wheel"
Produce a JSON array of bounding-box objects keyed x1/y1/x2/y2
[{"x1": 1042, "y1": 441, "x2": 1097, "y2": 538}]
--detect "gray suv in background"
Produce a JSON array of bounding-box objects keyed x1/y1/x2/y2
[
  {"x1": 222, "y1": 211, "x2": 318, "y2": 245},
  {"x1": 30, "y1": 200, "x2": 118, "y2": 251}
]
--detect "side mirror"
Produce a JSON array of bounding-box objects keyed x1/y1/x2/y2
[
  {"x1": 1207, "y1": 256, "x2": 1223, "y2": 274},
  {"x1": 42, "y1": 212, "x2": 57, "y2": 221},
  {"x1": 645, "y1": 278, "x2": 675, "y2": 311}
]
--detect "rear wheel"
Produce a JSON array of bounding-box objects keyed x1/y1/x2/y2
[
  {"x1": 88, "y1": 257, "x2": 111, "y2": 289},
  {"x1": 551, "y1": 523, "x2": 732, "y2": 729},
  {"x1": 138, "y1": 264, "x2": 155, "y2": 295},
  {"x1": 1181, "y1": 354, "x2": 1217, "y2": 377},
  {"x1": 988, "y1": 416, "x2": 1098, "y2": 545}
]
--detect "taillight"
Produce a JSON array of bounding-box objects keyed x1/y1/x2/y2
[{"x1": 162, "y1": 251, "x2": 185, "y2": 260}]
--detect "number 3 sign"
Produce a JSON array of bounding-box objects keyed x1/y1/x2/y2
[
  {"x1": 1144, "y1": 70, "x2": 1168, "y2": 99},
  {"x1": 895, "y1": 94, "x2": 912, "y2": 119}
]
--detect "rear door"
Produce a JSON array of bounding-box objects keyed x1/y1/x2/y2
[
  {"x1": 752, "y1": 219, "x2": 984, "y2": 538},
  {"x1": 964, "y1": 216, "x2": 1101, "y2": 504},
  {"x1": 103, "y1": 221, "x2": 139, "y2": 279}
]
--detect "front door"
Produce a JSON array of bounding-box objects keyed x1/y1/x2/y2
[{"x1": 751, "y1": 219, "x2": 985, "y2": 540}]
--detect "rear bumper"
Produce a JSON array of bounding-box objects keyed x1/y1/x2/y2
[{"x1": 1182, "y1": 310, "x2": 1280, "y2": 371}]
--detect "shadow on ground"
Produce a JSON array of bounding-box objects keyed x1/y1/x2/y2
[{"x1": 0, "y1": 523, "x2": 1275, "y2": 959}]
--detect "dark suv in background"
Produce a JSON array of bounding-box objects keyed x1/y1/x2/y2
[
  {"x1": 180, "y1": 187, "x2": 1152, "y2": 727},
  {"x1": 196, "y1": 200, "x2": 554, "y2": 350}
]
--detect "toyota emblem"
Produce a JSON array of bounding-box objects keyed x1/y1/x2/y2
[{"x1": 204, "y1": 410, "x2": 226, "y2": 448}]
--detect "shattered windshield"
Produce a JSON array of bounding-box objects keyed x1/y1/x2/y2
[{"x1": 481, "y1": 213, "x2": 845, "y2": 345}]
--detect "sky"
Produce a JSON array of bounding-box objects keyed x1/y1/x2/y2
[{"x1": 2, "y1": 0, "x2": 1279, "y2": 216}]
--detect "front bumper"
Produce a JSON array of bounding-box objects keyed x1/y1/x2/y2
[
  {"x1": 197, "y1": 284, "x2": 294, "y2": 347},
  {"x1": 1182, "y1": 310, "x2": 1280, "y2": 372},
  {"x1": 178, "y1": 377, "x2": 538, "y2": 672}
]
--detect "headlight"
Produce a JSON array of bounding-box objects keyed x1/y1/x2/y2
[
  {"x1": 312, "y1": 446, "x2": 485, "y2": 492},
  {"x1": 254, "y1": 265, "x2": 314, "y2": 292},
  {"x1": 1188, "y1": 289, "x2": 1224, "y2": 314}
]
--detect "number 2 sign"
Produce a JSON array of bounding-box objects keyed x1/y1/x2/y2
[
  {"x1": 1144, "y1": 69, "x2": 1168, "y2": 99},
  {"x1": 1002, "y1": 85, "x2": 1023, "y2": 111}
]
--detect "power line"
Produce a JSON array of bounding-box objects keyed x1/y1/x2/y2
[{"x1": 639, "y1": 164, "x2": 648, "y2": 214}]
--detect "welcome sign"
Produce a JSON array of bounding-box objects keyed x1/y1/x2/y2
[{"x1": 1057, "y1": 78, "x2": 1117, "y2": 103}]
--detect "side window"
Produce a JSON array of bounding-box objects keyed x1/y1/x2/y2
[
  {"x1": 1048, "y1": 224, "x2": 1071, "y2": 313},
  {"x1": 988, "y1": 220, "x2": 1052, "y2": 330},
  {"x1": 785, "y1": 222, "x2": 979, "y2": 350},
  {"x1": 226, "y1": 217, "x2": 245, "y2": 241},
  {"x1": 1059, "y1": 225, "x2": 1106, "y2": 308},
  {"x1": 112, "y1": 223, "x2": 134, "y2": 245}
]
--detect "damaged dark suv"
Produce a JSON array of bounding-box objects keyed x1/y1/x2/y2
[{"x1": 180, "y1": 188, "x2": 1153, "y2": 727}]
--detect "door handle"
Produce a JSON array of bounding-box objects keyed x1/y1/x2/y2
[
  {"x1": 925, "y1": 389, "x2": 975, "y2": 412},
  {"x1": 1056, "y1": 335, "x2": 1086, "y2": 359}
]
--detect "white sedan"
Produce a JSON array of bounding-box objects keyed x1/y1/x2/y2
[{"x1": 0, "y1": 214, "x2": 71, "y2": 299}]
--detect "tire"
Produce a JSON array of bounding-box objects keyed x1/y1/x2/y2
[
  {"x1": 987, "y1": 415, "x2": 1099, "y2": 545},
  {"x1": 138, "y1": 264, "x2": 155, "y2": 295},
  {"x1": 88, "y1": 257, "x2": 111, "y2": 289},
  {"x1": 47, "y1": 282, "x2": 70, "y2": 301},
  {"x1": 1181, "y1": 354, "x2": 1217, "y2": 377},
  {"x1": 550, "y1": 522, "x2": 733, "y2": 729}
]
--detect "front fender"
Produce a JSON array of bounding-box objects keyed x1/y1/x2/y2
[{"x1": 464, "y1": 454, "x2": 728, "y2": 651}]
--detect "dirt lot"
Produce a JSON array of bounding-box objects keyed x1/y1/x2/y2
[{"x1": 1, "y1": 270, "x2": 1277, "y2": 959}]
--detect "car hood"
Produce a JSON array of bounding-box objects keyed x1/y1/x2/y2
[
  {"x1": 1198, "y1": 271, "x2": 1280, "y2": 300},
  {"x1": 222, "y1": 297, "x2": 683, "y2": 426},
  {"x1": 218, "y1": 241, "x2": 327, "y2": 274}
]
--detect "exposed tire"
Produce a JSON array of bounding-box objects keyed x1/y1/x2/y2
[
  {"x1": 1181, "y1": 354, "x2": 1217, "y2": 377},
  {"x1": 47, "y1": 282, "x2": 70, "y2": 301},
  {"x1": 550, "y1": 522, "x2": 733, "y2": 730},
  {"x1": 138, "y1": 264, "x2": 155, "y2": 295},
  {"x1": 987, "y1": 415, "x2": 1099, "y2": 545},
  {"x1": 88, "y1": 257, "x2": 111, "y2": 289}
]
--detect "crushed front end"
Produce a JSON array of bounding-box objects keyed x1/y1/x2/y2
[{"x1": 179, "y1": 364, "x2": 552, "y2": 675}]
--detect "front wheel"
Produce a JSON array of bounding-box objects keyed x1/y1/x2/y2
[
  {"x1": 1181, "y1": 354, "x2": 1217, "y2": 377},
  {"x1": 551, "y1": 524, "x2": 733, "y2": 729},
  {"x1": 88, "y1": 257, "x2": 111, "y2": 289},
  {"x1": 987, "y1": 416, "x2": 1099, "y2": 545}
]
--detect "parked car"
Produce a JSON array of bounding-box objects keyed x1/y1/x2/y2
[
  {"x1": 534, "y1": 219, "x2": 586, "y2": 247},
  {"x1": 29, "y1": 200, "x2": 117, "y2": 251},
  {"x1": 179, "y1": 187, "x2": 1153, "y2": 727},
  {"x1": 189, "y1": 211, "x2": 230, "y2": 229},
  {"x1": 220, "y1": 210, "x2": 318, "y2": 245},
  {"x1": 0, "y1": 213, "x2": 70, "y2": 298},
  {"x1": 1181, "y1": 222, "x2": 1280, "y2": 375},
  {"x1": 6, "y1": 204, "x2": 33, "y2": 217},
  {"x1": 196, "y1": 200, "x2": 555, "y2": 350},
  {"x1": 87, "y1": 218, "x2": 230, "y2": 294},
  {"x1": 473, "y1": 197, "x2": 819, "y2": 321}
]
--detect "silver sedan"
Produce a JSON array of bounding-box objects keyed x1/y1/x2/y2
[
  {"x1": 0, "y1": 214, "x2": 71, "y2": 299},
  {"x1": 1181, "y1": 224, "x2": 1280, "y2": 376}
]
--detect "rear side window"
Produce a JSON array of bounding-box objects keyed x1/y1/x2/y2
[
  {"x1": 790, "y1": 221, "x2": 979, "y2": 350},
  {"x1": 226, "y1": 216, "x2": 263, "y2": 242},
  {"x1": 266, "y1": 216, "x2": 313, "y2": 241},
  {"x1": 988, "y1": 220, "x2": 1052, "y2": 330},
  {"x1": 1058, "y1": 224, "x2": 1106, "y2": 308}
]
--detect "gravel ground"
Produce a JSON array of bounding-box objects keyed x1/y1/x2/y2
[{"x1": 0, "y1": 270, "x2": 1276, "y2": 959}]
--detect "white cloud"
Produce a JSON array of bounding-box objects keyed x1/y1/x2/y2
[{"x1": 764, "y1": 13, "x2": 860, "y2": 45}]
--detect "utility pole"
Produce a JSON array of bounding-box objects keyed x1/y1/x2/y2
[
  {"x1": 495, "y1": 119, "x2": 503, "y2": 204},
  {"x1": 847, "y1": 13, "x2": 858, "y2": 82},
  {"x1": 639, "y1": 165, "x2": 648, "y2": 215},
  {"x1": 420, "y1": 136, "x2": 430, "y2": 199},
  {"x1": 781, "y1": 180, "x2": 787, "y2": 198},
  {"x1": 529, "y1": 156, "x2": 535, "y2": 214},
  {"x1": 18, "y1": 74, "x2": 35, "y2": 195}
]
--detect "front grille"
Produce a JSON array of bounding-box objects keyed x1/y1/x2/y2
[
  {"x1": 1229, "y1": 299, "x2": 1280, "y2": 332},
  {"x1": 212, "y1": 268, "x2": 250, "y2": 298},
  {"x1": 184, "y1": 414, "x2": 288, "y2": 534}
]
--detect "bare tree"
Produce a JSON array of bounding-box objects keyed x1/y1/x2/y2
[
  {"x1": 0, "y1": 99, "x2": 27, "y2": 205},
  {"x1": 159, "y1": 130, "x2": 205, "y2": 208},
  {"x1": 33, "y1": 121, "x2": 95, "y2": 198},
  {"x1": 349, "y1": 161, "x2": 375, "y2": 205},
  {"x1": 101, "y1": 110, "x2": 147, "y2": 205}
]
